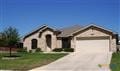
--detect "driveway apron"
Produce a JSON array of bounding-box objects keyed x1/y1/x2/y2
[{"x1": 30, "y1": 52, "x2": 112, "y2": 71}]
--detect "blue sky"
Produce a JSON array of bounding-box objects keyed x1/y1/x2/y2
[{"x1": 0, "y1": 0, "x2": 119, "y2": 36}]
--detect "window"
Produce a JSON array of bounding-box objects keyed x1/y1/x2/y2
[{"x1": 31, "y1": 39, "x2": 38, "y2": 49}]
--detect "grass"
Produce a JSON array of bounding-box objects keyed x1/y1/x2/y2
[
  {"x1": 0, "y1": 52, "x2": 68, "y2": 71},
  {"x1": 110, "y1": 52, "x2": 120, "y2": 71}
]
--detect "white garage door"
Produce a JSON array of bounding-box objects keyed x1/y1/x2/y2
[{"x1": 75, "y1": 37, "x2": 109, "y2": 53}]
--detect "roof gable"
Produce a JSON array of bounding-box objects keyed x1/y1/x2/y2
[
  {"x1": 38, "y1": 27, "x2": 59, "y2": 38},
  {"x1": 73, "y1": 24, "x2": 114, "y2": 36},
  {"x1": 23, "y1": 25, "x2": 57, "y2": 40},
  {"x1": 23, "y1": 24, "x2": 115, "y2": 40}
]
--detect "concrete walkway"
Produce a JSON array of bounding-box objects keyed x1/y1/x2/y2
[{"x1": 30, "y1": 52, "x2": 112, "y2": 71}]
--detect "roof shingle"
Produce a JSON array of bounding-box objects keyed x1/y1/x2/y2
[{"x1": 57, "y1": 25, "x2": 83, "y2": 37}]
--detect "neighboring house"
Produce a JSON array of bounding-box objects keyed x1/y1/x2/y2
[
  {"x1": 119, "y1": 36, "x2": 120, "y2": 44},
  {"x1": 117, "y1": 36, "x2": 120, "y2": 51},
  {"x1": 23, "y1": 24, "x2": 117, "y2": 52}
]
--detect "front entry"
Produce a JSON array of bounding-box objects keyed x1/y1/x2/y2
[
  {"x1": 62, "y1": 38, "x2": 71, "y2": 48},
  {"x1": 46, "y1": 34, "x2": 52, "y2": 51}
]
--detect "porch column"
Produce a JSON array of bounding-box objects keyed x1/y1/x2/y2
[{"x1": 71, "y1": 37, "x2": 75, "y2": 49}]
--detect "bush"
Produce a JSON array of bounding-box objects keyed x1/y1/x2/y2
[
  {"x1": 29, "y1": 50, "x2": 32, "y2": 53},
  {"x1": 52, "y1": 48, "x2": 63, "y2": 52},
  {"x1": 17, "y1": 47, "x2": 27, "y2": 53},
  {"x1": 36, "y1": 48, "x2": 42, "y2": 52},
  {"x1": 63, "y1": 48, "x2": 74, "y2": 52}
]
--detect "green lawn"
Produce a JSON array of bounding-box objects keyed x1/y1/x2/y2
[
  {"x1": 0, "y1": 52, "x2": 67, "y2": 71},
  {"x1": 110, "y1": 52, "x2": 120, "y2": 71}
]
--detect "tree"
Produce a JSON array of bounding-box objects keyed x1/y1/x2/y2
[
  {"x1": 0, "y1": 33, "x2": 3, "y2": 46},
  {"x1": 0, "y1": 27, "x2": 20, "y2": 56}
]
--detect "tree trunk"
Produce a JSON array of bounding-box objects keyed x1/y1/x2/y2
[{"x1": 10, "y1": 47, "x2": 12, "y2": 56}]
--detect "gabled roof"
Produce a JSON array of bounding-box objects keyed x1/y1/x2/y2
[
  {"x1": 72, "y1": 24, "x2": 114, "y2": 35},
  {"x1": 57, "y1": 25, "x2": 83, "y2": 37},
  {"x1": 23, "y1": 24, "x2": 57, "y2": 40},
  {"x1": 23, "y1": 24, "x2": 116, "y2": 40},
  {"x1": 58, "y1": 24, "x2": 115, "y2": 37}
]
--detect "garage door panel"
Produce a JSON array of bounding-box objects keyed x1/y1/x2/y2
[{"x1": 76, "y1": 38, "x2": 109, "y2": 53}]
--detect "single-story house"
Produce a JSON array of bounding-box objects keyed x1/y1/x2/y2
[{"x1": 23, "y1": 24, "x2": 117, "y2": 53}]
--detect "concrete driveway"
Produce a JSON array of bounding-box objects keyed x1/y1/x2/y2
[{"x1": 30, "y1": 52, "x2": 112, "y2": 71}]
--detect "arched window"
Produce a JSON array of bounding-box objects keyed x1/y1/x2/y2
[{"x1": 31, "y1": 39, "x2": 38, "y2": 49}]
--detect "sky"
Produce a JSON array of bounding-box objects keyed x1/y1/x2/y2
[{"x1": 0, "y1": 0, "x2": 120, "y2": 36}]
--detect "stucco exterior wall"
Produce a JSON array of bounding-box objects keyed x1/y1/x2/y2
[
  {"x1": 111, "y1": 38, "x2": 117, "y2": 52},
  {"x1": 41, "y1": 30, "x2": 57, "y2": 51},
  {"x1": 75, "y1": 28, "x2": 110, "y2": 37},
  {"x1": 24, "y1": 26, "x2": 116, "y2": 52},
  {"x1": 23, "y1": 32, "x2": 39, "y2": 51},
  {"x1": 71, "y1": 28, "x2": 116, "y2": 52},
  {"x1": 23, "y1": 29, "x2": 57, "y2": 52},
  {"x1": 57, "y1": 39, "x2": 62, "y2": 48}
]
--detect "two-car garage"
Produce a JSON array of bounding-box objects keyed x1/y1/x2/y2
[{"x1": 75, "y1": 37, "x2": 110, "y2": 53}]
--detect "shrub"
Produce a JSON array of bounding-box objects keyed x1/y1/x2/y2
[
  {"x1": 36, "y1": 48, "x2": 42, "y2": 52},
  {"x1": 52, "y1": 48, "x2": 63, "y2": 52},
  {"x1": 63, "y1": 48, "x2": 74, "y2": 52},
  {"x1": 29, "y1": 50, "x2": 32, "y2": 53}
]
